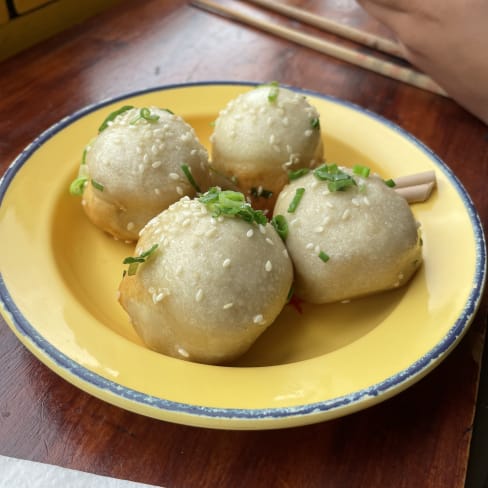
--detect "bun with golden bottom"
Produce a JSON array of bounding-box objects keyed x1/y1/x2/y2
[
  {"x1": 118, "y1": 190, "x2": 293, "y2": 364},
  {"x1": 273, "y1": 165, "x2": 422, "y2": 304}
]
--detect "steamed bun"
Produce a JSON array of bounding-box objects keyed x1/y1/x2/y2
[
  {"x1": 118, "y1": 191, "x2": 293, "y2": 364},
  {"x1": 273, "y1": 165, "x2": 422, "y2": 303},
  {"x1": 72, "y1": 106, "x2": 210, "y2": 241},
  {"x1": 210, "y1": 84, "x2": 324, "y2": 210}
]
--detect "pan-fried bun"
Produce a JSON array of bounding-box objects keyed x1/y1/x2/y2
[
  {"x1": 77, "y1": 106, "x2": 209, "y2": 241},
  {"x1": 273, "y1": 166, "x2": 422, "y2": 304},
  {"x1": 210, "y1": 84, "x2": 324, "y2": 210},
  {"x1": 118, "y1": 193, "x2": 293, "y2": 364}
]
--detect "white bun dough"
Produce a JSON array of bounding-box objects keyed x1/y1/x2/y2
[
  {"x1": 210, "y1": 85, "x2": 324, "y2": 210},
  {"x1": 273, "y1": 169, "x2": 422, "y2": 304},
  {"x1": 118, "y1": 196, "x2": 293, "y2": 364},
  {"x1": 82, "y1": 106, "x2": 210, "y2": 241}
]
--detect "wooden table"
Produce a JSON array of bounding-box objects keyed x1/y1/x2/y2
[{"x1": 1, "y1": 1, "x2": 487, "y2": 486}]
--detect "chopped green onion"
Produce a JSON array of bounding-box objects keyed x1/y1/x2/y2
[
  {"x1": 287, "y1": 187, "x2": 305, "y2": 213},
  {"x1": 384, "y1": 178, "x2": 396, "y2": 188},
  {"x1": 288, "y1": 168, "x2": 310, "y2": 181},
  {"x1": 162, "y1": 108, "x2": 174, "y2": 114},
  {"x1": 198, "y1": 187, "x2": 267, "y2": 225},
  {"x1": 130, "y1": 107, "x2": 160, "y2": 125},
  {"x1": 353, "y1": 164, "x2": 370, "y2": 178},
  {"x1": 91, "y1": 179, "x2": 104, "y2": 191},
  {"x1": 123, "y1": 244, "x2": 159, "y2": 276},
  {"x1": 313, "y1": 163, "x2": 356, "y2": 192},
  {"x1": 69, "y1": 177, "x2": 88, "y2": 196},
  {"x1": 310, "y1": 117, "x2": 320, "y2": 129},
  {"x1": 286, "y1": 284, "x2": 294, "y2": 303},
  {"x1": 181, "y1": 164, "x2": 201, "y2": 193},
  {"x1": 318, "y1": 251, "x2": 330, "y2": 263},
  {"x1": 98, "y1": 105, "x2": 134, "y2": 132},
  {"x1": 267, "y1": 81, "x2": 280, "y2": 102},
  {"x1": 271, "y1": 214, "x2": 288, "y2": 240},
  {"x1": 250, "y1": 187, "x2": 273, "y2": 199},
  {"x1": 81, "y1": 148, "x2": 88, "y2": 165}
]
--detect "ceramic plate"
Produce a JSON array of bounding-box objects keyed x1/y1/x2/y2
[{"x1": 0, "y1": 82, "x2": 485, "y2": 429}]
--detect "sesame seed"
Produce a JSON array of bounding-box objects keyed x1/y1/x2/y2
[
  {"x1": 182, "y1": 218, "x2": 191, "y2": 227},
  {"x1": 265, "y1": 260, "x2": 272, "y2": 272},
  {"x1": 205, "y1": 227, "x2": 217, "y2": 238},
  {"x1": 282, "y1": 248, "x2": 289, "y2": 258},
  {"x1": 195, "y1": 289, "x2": 203, "y2": 302},
  {"x1": 138, "y1": 164, "x2": 144, "y2": 173},
  {"x1": 272, "y1": 144, "x2": 281, "y2": 153},
  {"x1": 282, "y1": 117, "x2": 289, "y2": 127},
  {"x1": 152, "y1": 161, "x2": 162, "y2": 168},
  {"x1": 269, "y1": 134, "x2": 276, "y2": 144},
  {"x1": 363, "y1": 196, "x2": 371, "y2": 206},
  {"x1": 169, "y1": 172, "x2": 179, "y2": 180},
  {"x1": 342, "y1": 209, "x2": 351, "y2": 220},
  {"x1": 326, "y1": 201, "x2": 334, "y2": 208},
  {"x1": 223, "y1": 303, "x2": 234, "y2": 310},
  {"x1": 304, "y1": 129, "x2": 313, "y2": 137},
  {"x1": 154, "y1": 292, "x2": 165, "y2": 303},
  {"x1": 246, "y1": 229, "x2": 254, "y2": 238},
  {"x1": 265, "y1": 237, "x2": 274, "y2": 245},
  {"x1": 177, "y1": 347, "x2": 190, "y2": 358},
  {"x1": 314, "y1": 245, "x2": 320, "y2": 254},
  {"x1": 176, "y1": 186, "x2": 184, "y2": 195},
  {"x1": 259, "y1": 224, "x2": 266, "y2": 234},
  {"x1": 351, "y1": 197, "x2": 360, "y2": 206},
  {"x1": 143, "y1": 153, "x2": 149, "y2": 163},
  {"x1": 253, "y1": 314, "x2": 264, "y2": 324},
  {"x1": 314, "y1": 226, "x2": 324, "y2": 233},
  {"x1": 151, "y1": 144, "x2": 159, "y2": 155},
  {"x1": 136, "y1": 146, "x2": 143, "y2": 154},
  {"x1": 306, "y1": 242, "x2": 314, "y2": 250},
  {"x1": 154, "y1": 188, "x2": 161, "y2": 195},
  {"x1": 127, "y1": 222, "x2": 135, "y2": 231},
  {"x1": 222, "y1": 258, "x2": 231, "y2": 268}
]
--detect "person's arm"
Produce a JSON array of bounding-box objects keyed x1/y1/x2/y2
[{"x1": 357, "y1": 0, "x2": 488, "y2": 123}]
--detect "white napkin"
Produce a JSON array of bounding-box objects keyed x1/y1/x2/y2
[{"x1": 0, "y1": 455, "x2": 162, "y2": 487}]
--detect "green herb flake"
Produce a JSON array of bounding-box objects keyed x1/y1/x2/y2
[
  {"x1": 353, "y1": 164, "x2": 370, "y2": 178},
  {"x1": 91, "y1": 179, "x2": 104, "y2": 191},
  {"x1": 313, "y1": 163, "x2": 356, "y2": 192},
  {"x1": 310, "y1": 117, "x2": 320, "y2": 129},
  {"x1": 162, "y1": 108, "x2": 174, "y2": 114},
  {"x1": 288, "y1": 168, "x2": 310, "y2": 181},
  {"x1": 181, "y1": 164, "x2": 201, "y2": 193},
  {"x1": 130, "y1": 107, "x2": 160, "y2": 125},
  {"x1": 123, "y1": 243, "x2": 159, "y2": 276},
  {"x1": 98, "y1": 105, "x2": 134, "y2": 132},
  {"x1": 384, "y1": 178, "x2": 396, "y2": 188},
  {"x1": 267, "y1": 81, "x2": 280, "y2": 103},
  {"x1": 81, "y1": 148, "x2": 88, "y2": 165},
  {"x1": 287, "y1": 187, "x2": 305, "y2": 213},
  {"x1": 69, "y1": 177, "x2": 88, "y2": 196},
  {"x1": 318, "y1": 251, "x2": 330, "y2": 263},
  {"x1": 198, "y1": 187, "x2": 267, "y2": 225},
  {"x1": 250, "y1": 187, "x2": 273, "y2": 199},
  {"x1": 271, "y1": 214, "x2": 288, "y2": 240}
]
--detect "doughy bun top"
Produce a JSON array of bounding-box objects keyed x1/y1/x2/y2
[
  {"x1": 273, "y1": 165, "x2": 422, "y2": 303},
  {"x1": 81, "y1": 106, "x2": 210, "y2": 240},
  {"x1": 210, "y1": 84, "x2": 324, "y2": 209}
]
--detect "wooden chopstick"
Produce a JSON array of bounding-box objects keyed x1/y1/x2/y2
[
  {"x1": 242, "y1": 0, "x2": 405, "y2": 58},
  {"x1": 190, "y1": 0, "x2": 447, "y2": 97}
]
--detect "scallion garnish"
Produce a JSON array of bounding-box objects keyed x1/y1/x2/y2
[
  {"x1": 288, "y1": 168, "x2": 310, "y2": 181},
  {"x1": 286, "y1": 284, "x2": 294, "y2": 303},
  {"x1": 271, "y1": 214, "x2": 288, "y2": 240},
  {"x1": 123, "y1": 243, "x2": 159, "y2": 276},
  {"x1": 310, "y1": 117, "x2": 320, "y2": 129},
  {"x1": 198, "y1": 187, "x2": 267, "y2": 225},
  {"x1": 181, "y1": 164, "x2": 201, "y2": 193},
  {"x1": 313, "y1": 163, "x2": 356, "y2": 192},
  {"x1": 250, "y1": 187, "x2": 273, "y2": 199},
  {"x1": 162, "y1": 108, "x2": 174, "y2": 114},
  {"x1": 98, "y1": 105, "x2": 134, "y2": 132},
  {"x1": 287, "y1": 187, "x2": 305, "y2": 213},
  {"x1": 130, "y1": 107, "x2": 160, "y2": 125},
  {"x1": 91, "y1": 179, "x2": 104, "y2": 191},
  {"x1": 353, "y1": 164, "x2": 370, "y2": 178},
  {"x1": 384, "y1": 178, "x2": 396, "y2": 188},
  {"x1": 69, "y1": 177, "x2": 88, "y2": 196},
  {"x1": 81, "y1": 148, "x2": 88, "y2": 165},
  {"x1": 318, "y1": 251, "x2": 330, "y2": 263},
  {"x1": 267, "y1": 81, "x2": 280, "y2": 103}
]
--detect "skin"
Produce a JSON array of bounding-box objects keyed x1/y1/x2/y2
[{"x1": 357, "y1": 0, "x2": 488, "y2": 124}]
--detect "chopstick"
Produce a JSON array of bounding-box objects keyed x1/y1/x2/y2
[
  {"x1": 242, "y1": 0, "x2": 405, "y2": 58},
  {"x1": 190, "y1": 0, "x2": 447, "y2": 97},
  {"x1": 393, "y1": 170, "x2": 437, "y2": 203}
]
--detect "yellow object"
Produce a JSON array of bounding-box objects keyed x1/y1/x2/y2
[
  {"x1": 0, "y1": 83, "x2": 485, "y2": 429},
  {"x1": 0, "y1": 0, "x2": 122, "y2": 61}
]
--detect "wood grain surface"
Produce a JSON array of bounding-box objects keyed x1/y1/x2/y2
[{"x1": 1, "y1": 1, "x2": 487, "y2": 487}]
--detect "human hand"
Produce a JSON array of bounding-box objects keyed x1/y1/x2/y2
[{"x1": 357, "y1": 0, "x2": 488, "y2": 124}]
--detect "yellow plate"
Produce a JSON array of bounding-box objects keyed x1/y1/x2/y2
[{"x1": 0, "y1": 82, "x2": 485, "y2": 430}]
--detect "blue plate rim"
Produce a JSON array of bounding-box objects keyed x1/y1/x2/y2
[{"x1": 0, "y1": 80, "x2": 486, "y2": 423}]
